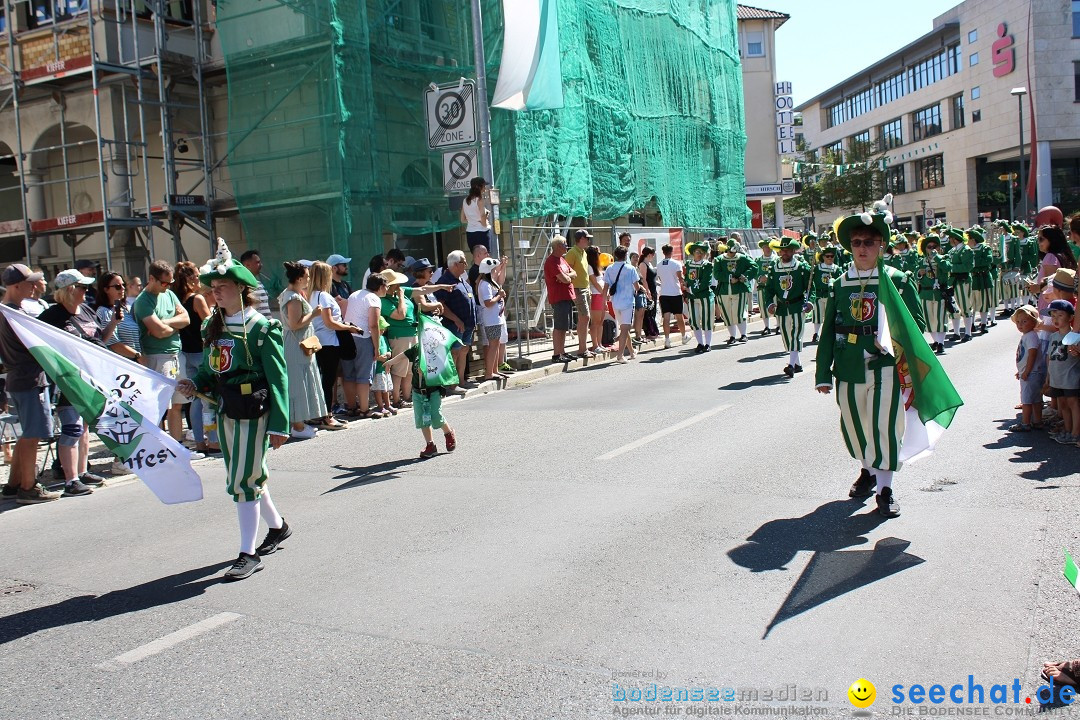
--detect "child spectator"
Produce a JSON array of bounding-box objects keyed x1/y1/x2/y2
[
  {"x1": 1010, "y1": 305, "x2": 1045, "y2": 431},
  {"x1": 371, "y1": 315, "x2": 394, "y2": 418},
  {"x1": 1046, "y1": 299, "x2": 1080, "y2": 445},
  {"x1": 404, "y1": 337, "x2": 457, "y2": 459}
]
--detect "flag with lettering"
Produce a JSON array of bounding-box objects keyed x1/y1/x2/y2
[
  {"x1": 416, "y1": 312, "x2": 460, "y2": 388},
  {"x1": 0, "y1": 304, "x2": 203, "y2": 504}
]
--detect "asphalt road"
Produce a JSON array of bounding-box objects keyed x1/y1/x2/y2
[{"x1": 2, "y1": 321, "x2": 1078, "y2": 720}]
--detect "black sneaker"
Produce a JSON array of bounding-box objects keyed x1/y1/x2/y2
[
  {"x1": 79, "y1": 472, "x2": 106, "y2": 487},
  {"x1": 726, "y1": 336, "x2": 738, "y2": 346},
  {"x1": 256, "y1": 520, "x2": 292, "y2": 556},
  {"x1": 960, "y1": 333, "x2": 971, "y2": 343},
  {"x1": 703, "y1": 344, "x2": 711, "y2": 352},
  {"x1": 849, "y1": 468, "x2": 875, "y2": 498},
  {"x1": 793, "y1": 364, "x2": 803, "y2": 373},
  {"x1": 783, "y1": 364, "x2": 794, "y2": 378},
  {"x1": 1, "y1": 484, "x2": 16, "y2": 498},
  {"x1": 63, "y1": 479, "x2": 93, "y2": 497},
  {"x1": 738, "y1": 336, "x2": 748, "y2": 343},
  {"x1": 948, "y1": 333, "x2": 961, "y2": 342},
  {"x1": 811, "y1": 332, "x2": 819, "y2": 343},
  {"x1": 694, "y1": 343, "x2": 704, "y2": 354},
  {"x1": 223, "y1": 552, "x2": 262, "y2": 581},
  {"x1": 934, "y1": 342, "x2": 945, "y2": 355},
  {"x1": 876, "y1": 486, "x2": 900, "y2": 518}
]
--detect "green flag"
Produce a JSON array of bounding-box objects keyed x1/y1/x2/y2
[
  {"x1": 416, "y1": 313, "x2": 460, "y2": 387},
  {"x1": 1065, "y1": 549, "x2": 1080, "y2": 593},
  {"x1": 876, "y1": 259, "x2": 964, "y2": 462}
]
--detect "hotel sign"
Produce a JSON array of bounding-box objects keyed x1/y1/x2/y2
[{"x1": 775, "y1": 81, "x2": 796, "y2": 155}]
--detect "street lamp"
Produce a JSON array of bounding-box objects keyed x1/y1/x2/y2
[{"x1": 1011, "y1": 87, "x2": 1027, "y2": 220}]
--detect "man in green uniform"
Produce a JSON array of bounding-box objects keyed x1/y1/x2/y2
[
  {"x1": 946, "y1": 227, "x2": 974, "y2": 341},
  {"x1": 713, "y1": 240, "x2": 755, "y2": 344},
  {"x1": 765, "y1": 237, "x2": 814, "y2": 377},
  {"x1": 997, "y1": 221, "x2": 1021, "y2": 317},
  {"x1": 811, "y1": 246, "x2": 843, "y2": 343},
  {"x1": 683, "y1": 241, "x2": 714, "y2": 353},
  {"x1": 802, "y1": 232, "x2": 819, "y2": 268},
  {"x1": 755, "y1": 238, "x2": 778, "y2": 336},
  {"x1": 815, "y1": 209, "x2": 926, "y2": 518},
  {"x1": 917, "y1": 233, "x2": 950, "y2": 354},
  {"x1": 967, "y1": 225, "x2": 994, "y2": 334},
  {"x1": 1015, "y1": 223, "x2": 1039, "y2": 304}
]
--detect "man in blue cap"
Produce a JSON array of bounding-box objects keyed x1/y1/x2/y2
[{"x1": 328, "y1": 254, "x2": 353, "y2": 309}]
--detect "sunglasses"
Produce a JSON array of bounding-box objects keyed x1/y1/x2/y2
[
  {"x1": 849, "y1": 239, "x2": 880, "y2": 248},
  {"x1": 107, "y1": 284, "x2": 123, "y2": 290}
]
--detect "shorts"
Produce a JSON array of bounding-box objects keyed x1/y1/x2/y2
[
  {"x1": 590, "y1": 291, "x2": 605, "y2": 313},
  {"x1": 1048, "y1": 386, "x2": 1080, "y2": 398},
  {"x1": 372, "y1": 371, "x2": 392, "y2": 392},
  {"x1": 573, "y1": 288, "x2": 591, "y2": 321},
  {"x1": 448, "y1": 322, "x2": 475, "y2": 346},
  {"x1": 1020, "y1": 374, "x2": 1045, "y2": 404},
  {"x1": 485, "y1": 322, "x2": 508, "y2": 343},
  {"x1": 340, "y1": 335, "x2": 376, "y2": 384},
  {"x1": 613, "y1": 306, "x2": 634, "y2": 327},
  {"x1": 57, "y1": 405, "x2": 85, "y2": 447},
  {"x1": 413, "y1": 390, "x2": 444, "y2": 429},
  {"x1": 467, "y1": 230, "x2": 492, "y2": 251},
  {"x1": 388, "y1": 336, "x2": 415, "y2": 378},
  {"x1": 659, "y1": 295, "x2": 683, "y2": 315},
  {"x1": 145, "y1": 353, "x2": 190, "y2": 405},
  {"x1": 9, "y1": 387, "x2": 52, "y2": 440},
  {"x1": 552, "y1": 300, "x2": 573, "y2": 331}
]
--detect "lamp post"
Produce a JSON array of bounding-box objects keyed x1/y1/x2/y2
[{"x1": 1011, "y1": 87, "x2": 1027, "y2": 221}]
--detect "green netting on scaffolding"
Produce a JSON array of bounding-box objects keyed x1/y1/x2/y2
[{"x1": 214, "y1": 0, "x2": 747, "y2": 288}]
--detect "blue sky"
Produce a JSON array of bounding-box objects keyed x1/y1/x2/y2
[{"x1": 761, "y1": 0, "x2": 963, "y2": 105}]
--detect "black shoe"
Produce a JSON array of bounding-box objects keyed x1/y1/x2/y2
[
  {"x1": 876, "y1": 486, "x2": 900, "y2": 518},
  {"x1": 783, "y1": 364, "x2": 794, "y2": 378},
  {"x1": 934, "y1": 342, "x2": 945, "y2": 355},
  {"x1": 948, "y1": 333, "x2": 961, "y2": 342},
  {"x1": 793, "y1": 364, "x2": 803, "y2": 373},
  {"x1": 811, "y1": 332, "x2": 819, "y2": 343},
  {"x1": 79, "y1": 472, "x2": 106, "y2": 487},
  {"x1": 2, "y1": 484, "x2": 17, "y2": 497},
  {"x1": 703, "y1": 344, "x2": 711, "y2": 352},
  {"x1": 989, "y1": 320, "x2": 997, "y2": 327},
  {"x1": 694, "y1": 343, "x2": 704, "y2": 354},
  {"x1": 849, "y1": 468, "x2": 875, "y2": 499},
  {"x1": 738, "y1": 336, "x2": 748, "y2": 343},
  {"x1": 960, "y1": 333, "x2": 971, "y2": 343},
  {"x1": 223, "y1": 552, "x2": 263, "y2": 580},
  {"x1": 726, "y1": 336, "x2": 738, "y2": 346},
  {"x1": 256, "y1": 520, "x2": 292, "y2": 556}
]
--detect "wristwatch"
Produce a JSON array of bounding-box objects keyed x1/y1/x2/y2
[{"x1": 133, "y1": 352, "x2": 142, "y2": 362}]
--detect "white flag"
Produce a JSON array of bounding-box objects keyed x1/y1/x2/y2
[{"x1": 0, "y1": 304, "x2": 203, "y2": 504}]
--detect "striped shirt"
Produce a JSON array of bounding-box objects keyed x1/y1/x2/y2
[{"x1": 253, "y1": 281, "x2": 272, "y2": 319}]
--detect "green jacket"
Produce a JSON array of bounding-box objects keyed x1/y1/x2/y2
[
  {"x1": 812, "y1": 263, "x2": 843, "y2": 299},
  {"x1": 191, "y1": 309, "x2": 289, "y2": 436},
  {"x1": 1003, "y1": 236, "x2": 1021, "y2": 271},
  {"x1": 949, "y1": 245, "x2": 975, "y2": 276},
  {"x1": 815, "y1": 265, "x2": 925, "y2": 385},
  {"x1": 764, "y1": 259, "x2": 813, "y2": 316},
  {"x1": 1018, "y1": 238, "x2": 1039, "y2": 274},
  {"x1": 684, "y1": 259, "x2": 714, "y2": 299},
  {"x1": 917, "y1": 253, "x2": 952, "y2": 300},
  {"x1": 971, "y1": 244, "x2": 994, "y2": 290},
  {"x1": 755, "y1": 254, "x2": 777, "y2": 300},
  {"x1": 712, "y1": 253, "x2": 755, "y2": 295}
]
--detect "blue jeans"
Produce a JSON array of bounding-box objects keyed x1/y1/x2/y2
[{"x1": 182, "y1": 352, "x2": 216, "y2": 445}]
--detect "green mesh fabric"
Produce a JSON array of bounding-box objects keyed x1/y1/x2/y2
[{"x1": 215, "y1": 0, "x2": 748, "y2": 287}]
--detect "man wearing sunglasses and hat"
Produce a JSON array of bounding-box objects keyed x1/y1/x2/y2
[{"x1": 815, "y1": 204, "x2": 926, "y2": 518}]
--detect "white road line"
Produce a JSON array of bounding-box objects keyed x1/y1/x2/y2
[
  {"x1": 596, "y1": 404, "x2": 733, "y2": 460},
  {"x1": 97, "y1": 612, "x2": 243, "y2": 670}
]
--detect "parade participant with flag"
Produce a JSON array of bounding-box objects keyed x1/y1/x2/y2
[
  {"x1": 916, "y1": 233, "x2": 951, "y2": 355},
  {"x1": 178, "y1": 239, "x2": 291, "y2": 581},
  {"x1": 816, "y1": 197, "x2": 962, "y2": 518},
  {"x1": 712, "y1": 240, "x2": 754, "y2": 345},
  {"x1": 764, "y1": 237, "x2": 814, "y2": 378},
  {"x1": 404, "y1": 312, "x2": 460, "y2": 458}
]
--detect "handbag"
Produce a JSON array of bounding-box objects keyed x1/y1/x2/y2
[
  {"x1": 634, "y1": 291, "x2": 649, "y2": 309},
  {"x1": 607, "y1": 263, "x2": 625, "y2": 296},
  {"x1": 217, "y1": 375, "x2": 270, "y2": 420},
  {"x1": 336, "y1": 329, "x2": 357, "y2": 360},
  {"x1": 299, "y1": 335, "x2": 322, "y2": 356}
]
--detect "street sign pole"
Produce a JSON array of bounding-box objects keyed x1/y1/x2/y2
[{"x1": 470, "y1": 0, "x2": 498, "y2": 255}]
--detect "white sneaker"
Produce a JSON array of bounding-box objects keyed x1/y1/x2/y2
[
  {"x1": 290, "y1": 425, "x2": 317, "y2": 440},
  {"x1": 681, "y1": 333, "x2": 691, "y2": 345},
  {"x1": 664, "y1": 338, "x2": 672, "y2": 349},
  {"x1": 188, "y1": 451, "x2": 206, "y2": 460}
]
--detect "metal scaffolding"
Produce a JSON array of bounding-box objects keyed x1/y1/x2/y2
[{"x1": 0, "y1": 0, "x2": 217, "y2": 269}]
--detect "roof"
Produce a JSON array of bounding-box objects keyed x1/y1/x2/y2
[{"x1": 736, "y1": 4, "x2": 789, "y2": 27}]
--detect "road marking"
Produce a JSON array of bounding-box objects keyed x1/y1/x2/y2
[
  {"x1": 596, "y1": 404, "x2": 732, "y2": 460},
  {"x1": 97, "y1": 612, "x2": 242, "y2": 670}
]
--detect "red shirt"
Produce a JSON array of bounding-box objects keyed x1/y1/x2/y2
[{"x1": 544, "y1": 254, "x2": 576, "y2": 303}]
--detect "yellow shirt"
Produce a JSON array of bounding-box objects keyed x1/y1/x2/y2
[{"x1": 563, "y1": 246, "x2": 590, "y2": 290}]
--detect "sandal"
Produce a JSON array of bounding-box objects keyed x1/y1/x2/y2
[
  {"x1": 1008, "y1": 423, "x2": 1032, "y2": 432},
  {"x1": 384, "y1": 406, "x2": 398, "y2": 416},
  {"x1": 1042, "y1": 660, "x2": 1080, "y2": 687},
  {"x1": 345, "y1": 406, "x2": 363, "y2": 418}
]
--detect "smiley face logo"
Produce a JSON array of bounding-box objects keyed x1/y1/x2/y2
[{"x1": 848, "y1": 678, "x2": 876, "y2": 708}]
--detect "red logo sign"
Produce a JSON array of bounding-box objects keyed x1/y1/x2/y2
[{"x1": 992, "y1": 23, "x2": 1015, "y2": 78}]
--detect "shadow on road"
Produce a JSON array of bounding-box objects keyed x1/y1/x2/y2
[
  {"x1": 0, "y1": 561, "x2": 230, "y2": 645},
  {"x1": 718, "y1": 375, "x2": 788, "y2": 391},
  {"x1": 984, "y1": 420, "x2": 1079, "y2": 482},
  {"x1": 323, "y1": 458, "x2": 425, "y2": 494},
  {"x1": 736, "y1": 350, "x2": 787, "y2": 364},
  {"x1": 727, "y1": 499, "x2": 924, "y2": 638}
]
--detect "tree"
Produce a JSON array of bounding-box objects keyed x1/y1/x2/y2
[{"x1": 835, "y1": 138, "x2": 889, "y2": 212}]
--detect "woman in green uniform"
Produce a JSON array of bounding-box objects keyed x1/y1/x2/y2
[{"x1": 179, "y1": 239, "x2": 291, "y2": 581}]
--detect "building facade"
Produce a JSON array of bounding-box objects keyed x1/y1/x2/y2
[{"x1": 795, "y1": 0, "x2": 1080, "y2": 231}]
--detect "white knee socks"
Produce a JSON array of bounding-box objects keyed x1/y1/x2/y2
[
  {"x1": 739, "y1": 322, "x2": 747, "y2": 336},
  {"x1": 237, "y1": 500, "x2": 261, "y2": 556},
  {"x1": 789, "y1": 351, "x2": 800, "y2": 366},
  {"x1": 704, "y1": 330, "x2": 712, "y2": 346},
  {"x1": 875, "y1": 470, "x2": 894, "y2": 492},
  {"x1": 965, "y1": 316, "x2": 974, "y2": 334},
  {"x1": 259, "y1": 489, "x2": 283, "y2": 530},
  {"x1": 814, "y1": 322, "x2": 821, "y2": 335},
  {"x1": 694, "y1": 329, "x2": 704, "y2": 344}
]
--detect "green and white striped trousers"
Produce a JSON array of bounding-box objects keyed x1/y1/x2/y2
[
  {"x1": 777, "y1": 311, "x2": 805, "y2": 352},
  {"x1": 952, "y1": 281, "x2": 972, "y2": 317},
  {"x1": 812, "y1": 297, "x2": 828, "y2": 326},
  {"x1": 836, "y1": 364, "x2": 905, "y2": 472},
  {"x1": 718, "y1": 292, "x2": 748, "y2": 327},
  {"x1": 220, "y1": 412, "x2": 271, "y2": 503},
  {"x1": 687, "y1": 297, "x2": 713, "y2": 331},
  {"x1": 921, "y1": 298, "x2": 948, "y2": 334}
]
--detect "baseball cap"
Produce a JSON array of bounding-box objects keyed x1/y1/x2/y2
[
  {"x1": 74, "y1": 258, "x2": 96, "y2": 271},
  {"x1": 1048, "y1": 299, "x2": 1075, "y2": 315},
  {"x1": 478, "y1": 257, "x2": 500, "y2": 274},
  {"x1": 54, "y1": 268, "x2": 96, "y2": 290},
  {"x1": 573, "y1": 229, "x2": 593, "y2": 240},
  {"x1": 326, "y1": 254, "x2": 351, "y2": 266},
  {"x1": 297, "y1": 259, "x2": 314, "y2": 267},
  {"x1": 411, "y1": 258, "x2": 434, "y2": 273},
  {"x1": 2, "y1": 263, "x2": 43, "y2": 285}
]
